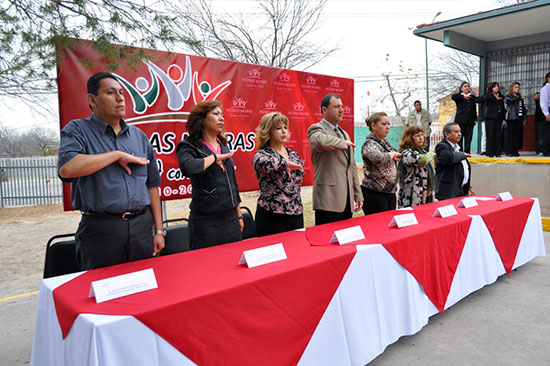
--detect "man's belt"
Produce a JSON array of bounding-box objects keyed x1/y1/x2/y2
[{"x1": 82, "y1": 208, "x2": 147, "y2": 220}]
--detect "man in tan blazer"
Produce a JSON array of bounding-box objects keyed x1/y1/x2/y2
[{"x1": 307, "y1": 94, "x2": 363, "y2": 225}]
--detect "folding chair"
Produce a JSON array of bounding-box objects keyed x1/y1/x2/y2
[
  {"x1": 241, "y1": 206, "x2": 256, "y2": 240},
  {"x1": 161, "y1": 218, "x2": 190, "y2": 256},
  {"x1": 43, "y1": 233, "x2": 80, "y2": 278}
]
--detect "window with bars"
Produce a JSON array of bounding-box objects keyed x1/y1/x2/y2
[{"x1": 486, "y1": 42, "x2": 550, "y2": 113}]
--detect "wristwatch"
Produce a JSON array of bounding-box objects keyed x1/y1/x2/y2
[{"x1": 155, "y1": 229, "x2": 167, "y2": 237}]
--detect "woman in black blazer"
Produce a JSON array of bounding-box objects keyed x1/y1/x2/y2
[
  {"x1": 483, "y1": 82, "x2": 506, "y2": 157},
  {"x1": 451, "y1": 81, "x2": 481, "y2": 153}
]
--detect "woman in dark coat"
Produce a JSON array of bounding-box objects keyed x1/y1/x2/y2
[
  {"x1": 451, "y1": 81, "x2": 481, "y2": 153},
  {"x1": 484, "y1": 82, "x2": 506, "y2": 157},
  {"x1": 504, "y1": 82, "x2": 527, "y2": 157},
  {"x1": 176, "y1": 100, "x2": 243, "y2": 250}
]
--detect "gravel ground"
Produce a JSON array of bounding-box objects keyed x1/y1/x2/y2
[{"x1": 0, "y1": 188, "x2": 315, "y2": 299}]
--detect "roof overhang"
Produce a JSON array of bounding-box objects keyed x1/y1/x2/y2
[{"x1": 413, "y1": 0, "x2": 550, "y2": 56}]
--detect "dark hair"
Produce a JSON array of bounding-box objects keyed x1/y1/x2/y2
[
  {"x1": 487, "y1": 82, "x2": 500, "y2": 94},
  {"x1": 87, "y1": 72, "x2": 118, "y2": 96},
  {"x1": 443, "y1": 122, "x2": 459, "y2": 136},
  {"x1": 320, "y1": 94, "x2": 340, "y2": 113},
  {"x1": 507, "y1": 81, "x2": 521, "y2": 96},
  {"x1": 544, "y1": 72, "x2": 550, "y2": 86},
  {"x1": 365, "y1": 112, "x2": 388, "y2": 132},
  {"x1": 399, "y1": 126, "x2": 425, "y2": 152},
  {"x1": 413, "y1": 100, "x2": 421, "y2": 105},
  {"x1": 459, "y1": 81, "x2": 470, "y2": 91},
  {"x1": 185, "y1": 100, "x2": 227, "y2": 147}
]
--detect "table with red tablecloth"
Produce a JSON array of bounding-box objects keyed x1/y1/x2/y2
[{"x1": 31, "y1": 196, "x2": 546, "y2": 366}]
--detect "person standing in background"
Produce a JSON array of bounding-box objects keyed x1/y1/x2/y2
[
  {"x1": 406, "y1": 100, "x2": 433, "y2": 151},
  {"x1": 504, "y1": 82, "x2": 527, "y2": 157},
  {"x1": 451, "y1": 82, "x2": 481, "y2": 154},
  {"x1": 483, "y1": 82, "x2": 506, "y2": 158},
  {"x1": 540, "y1": 72, "x2": 550, "y2": 156},
  {"x1": 534, "y1": 92, "x2": 545, "y2": 156}
]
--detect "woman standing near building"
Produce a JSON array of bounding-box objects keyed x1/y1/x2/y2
[
  {"x1": 252, "y1": 112, "x2": 304, "y2": 236},
  {"x1": 177, "y1": 100, "x2": 243, "y2": 250},
  {"x1": 361, "y1": 112, "x2": 401, "y2": 215},
  {"x1": 540, "y1": 72, "x2": 550, "y2": 156},
  {"x1": 397, "y1": 126, "x2": 435, "y2": 208},
  {"x1": 451, "y1": 81, "x2": 481, "y2": 153},
  {"x1": 483, "y1": 82, "x2": 506, "y2": 157},
  {"x1": 504, "y1": 82, "x2": 527, "y2": 157}
]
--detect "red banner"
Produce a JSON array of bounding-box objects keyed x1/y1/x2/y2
[{"x1": 58, "y1": 39, "x2": 354, "y2": 210}]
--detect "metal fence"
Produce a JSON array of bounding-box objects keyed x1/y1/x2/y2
[{"x1": 0, "y1": 157, "x2": 62, "y2": 207}]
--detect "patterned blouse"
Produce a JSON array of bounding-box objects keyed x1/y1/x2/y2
[
  {"x1": 253, "y1": 146, "x2": 304, "y2": 215},
  {"x1": 361, "y1": 134, "x2": 398, "y2": 193},
  {"x1": 398, "y1": 148, "x2": 435, "y2": 208}
]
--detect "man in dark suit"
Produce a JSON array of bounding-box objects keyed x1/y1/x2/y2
[{"x1": 435, "y1": 122, "x2": 475, "y2": 200}]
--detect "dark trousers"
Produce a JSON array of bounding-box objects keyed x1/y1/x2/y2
[
  {"x1": 255, "y1": 206, "x2": 304, "y2": 237},
  {"x1": 361, "y1": 186, "x2": 396, "y2": 216},
  {"x1": 504, "y1": 119, "x2": 521, "y2": 155},
  {"x1": 458, "y1": 123, "x2": 474, "y2": 153},
  {"x1": 76, "y1": 207, "x2": 154, "y2": 270},
  {"x1": 485, "y1": 118, "x2": 503, "y2": 157},
  {"x1": 315, "y1": 197, "x2": 352, "y2": 225},
  {"x1": 543, "y1": 121, "x2": 550, "y2": 156},
  {"x1": 535, "y1": 119, "x2": 545, "y2": 153}
]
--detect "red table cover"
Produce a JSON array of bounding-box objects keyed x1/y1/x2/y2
[
  {"x1": 305, "y1": 196, "x2": 534, "y2": 312},
  {"x1": 52, "y1": 196, "x2": 534, "y2": 365},
  {"x1": 306, "y1": 208, "x2": 472, "y2": 312},
  {"x1": 53, "y1": 230, "x2": 356, "y2": 366},
  {"x1": 413, "y1": 196, "x2": 534, "y2": 275},
  {"x1": 452, "y1": 196, "x2": 534, "y2": 275}
]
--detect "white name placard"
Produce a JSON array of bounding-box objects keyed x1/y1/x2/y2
[
  {"x1": 389, "y1": 213, "x2": 418, "y2": 228},
  {"x1": 238, "y1": 243, "x2": 287, "y2": 268},
  {"x1": 89, "y1": 268, "x2": 158, "y2": 303},
  {"x1": 458, "y1": 197, "x2": 478, "y2": 208},
  {"x1": 433, "y1": 204, "x2": 458, "y2": 218},
  {"x1": 329, "y1": 225, "x2": 365, "y2": 245},
  {"x1": 496, "y1": 191, "x2": 513, "y2": 201}
]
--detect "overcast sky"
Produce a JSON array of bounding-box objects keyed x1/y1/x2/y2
[{"x1": 0, "y1": 0, "x2": 503, "y2": 131}]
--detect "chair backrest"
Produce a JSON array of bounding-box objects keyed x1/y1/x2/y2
[
  {"x1": 43, "y1": 233, "x2": 80, "y2": 278},
  {"x1": 161, "y1": 218, "x2": 190, "y2": 256},
  {"x1": 241, "y1": 206, "x2": 256, "y2": 240}
]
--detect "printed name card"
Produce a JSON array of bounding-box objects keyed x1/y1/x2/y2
[
  {"x1": 433, "y1": 204, "x2": 458, "y2": 218},
  {"x1": 329, "y1": 225, "x2": 365, "y2": 245},
  {"x1": 389, "y1": 213, "x2": 418, "y2": 228},
  {"x1": 458, "y1": 197, "x2": 478, "y2": 208},
  {"x1": 496, "y1": 192, "x2": 513, "y2": 201},
  {"x1": 238, "y1": 243, "x2": 287, "y2": 268},
  {"x1": 89, "y1": 268, "x2": 158, "y2": 303}
]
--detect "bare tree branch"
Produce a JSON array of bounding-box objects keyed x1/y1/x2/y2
[{"x1": 172, "y1": 0, "x2": 337, "y2": 70}]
